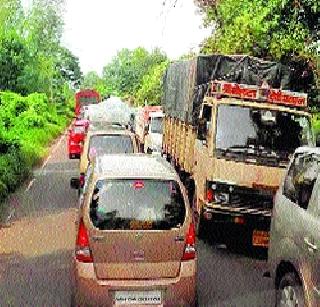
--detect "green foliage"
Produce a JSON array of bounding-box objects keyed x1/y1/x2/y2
[
  {"x1": 102, "y1": 47, "x2": 168, "y2": 102},
  {"x1": 82, "y1": 71, "x2": 109, "y2": 97},
  {"x1": 135, "y1": 61, "x2": 169, "y2": 105},
  {"x1": 0, "y1": 91, "x2": 71, "y2": 204},
  {"x1": 0, "y1": 0, "x2": 82, "y2": 101},
  {"x1": 0, "y1": 0, "x2": 77, "y2": 208},
  {"x1": 312, "y1": 114, "x2": 320, "y2": 136}
]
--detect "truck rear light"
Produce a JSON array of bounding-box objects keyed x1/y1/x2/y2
[
  {"x1": 80, "y1": 173, "x2": 85, "y2": 188},
  {"x1": 75, "y1": 219, "x2": 93, "y2": 263},
  {"x1": 206, "y1": 188, "x2": 215, "y2": 203},
  {"x1": 182, "y1": 223, "x2": 196, "y2": 261}
]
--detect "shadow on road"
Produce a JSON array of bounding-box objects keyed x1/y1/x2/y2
[
  {"x1": 197, "y1": 239, "x2": 274, "y2": 307},
  {"x1": 0, "y1": 249, "x2": 74, "y2": 307}
]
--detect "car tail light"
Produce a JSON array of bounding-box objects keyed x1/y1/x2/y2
[
  {"x1": 234, "y1": 216, "x2": 245, "y2": 225},
  {"x1": 75, "y1": 219, "x2": 93, "y2": 263},
  {"x1": 182, "y1": 223, "x2": 196, "y2": 261},
  {"x1": 206, "y1": 188, "x2": 215, "y2": 203},
  {"x1": 80, "y1": 173, "x2": 85, "y2": 188}
]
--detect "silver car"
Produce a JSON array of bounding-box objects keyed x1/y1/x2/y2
[{"x1": 268, "y1": 147, "x2": 320, "y2": 306}]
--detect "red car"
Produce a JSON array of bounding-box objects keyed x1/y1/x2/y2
[{"x1": 68, "y1": 120, "x2": 89, "y2": 159}]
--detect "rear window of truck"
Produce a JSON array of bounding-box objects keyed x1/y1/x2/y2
[{"x1": 89, "y1": 179, "x2": 186, "y2": 230}]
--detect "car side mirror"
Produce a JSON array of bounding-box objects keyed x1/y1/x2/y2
[
  {"x1": 70, "y1": 177, "x2": 80, "y2": 189},
  {"x1": 316, "y1": 135, "x2": 320, "y2": 147}
]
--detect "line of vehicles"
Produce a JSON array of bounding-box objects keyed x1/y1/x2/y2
[{"x1": 67, "y1": 54, "x2": 319, "y2": 306}]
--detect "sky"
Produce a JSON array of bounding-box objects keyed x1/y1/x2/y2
[{"x1": 61, "y1": 0, "x2": 212, "y2": 75}]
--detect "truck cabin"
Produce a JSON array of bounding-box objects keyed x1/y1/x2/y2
[
  {"x1": 147, "y1": 112, "x2": 164, "y2": 135},
  {"x1": 197, "y1": 82, "x2": 314, "y2": 168}
]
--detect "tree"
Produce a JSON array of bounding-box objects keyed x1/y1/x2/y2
[
  {"x1": 102, "y1": 47, "x2": 168, "y2": 99},
  {"x1": 135, "y1": 61, "x2": 169, "y2": 105},
  {"x1": 0, "y1": 31, "x2": 28, "y2": 93}
]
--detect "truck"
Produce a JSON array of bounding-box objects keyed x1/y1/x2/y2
[
  {"x1": 162, "y1": 55, "x2": 315, "y2": 252},
  {"x1": 134, "y1": 106, "x2": 163, "y2": 153},
  {"x1": 143, "y1": 111, "x2": 164, "y2": 154},
  {"x1": 75, "y1": 89, "x2": 101, "y2": 118}
]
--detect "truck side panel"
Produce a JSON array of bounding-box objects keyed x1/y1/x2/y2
[{"x1": 163, "y1": 116, "x2": 196, "y2": 174}]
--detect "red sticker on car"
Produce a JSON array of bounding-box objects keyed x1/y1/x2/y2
[{"x1": 133, "y1": 180, "x2": 144, "y2": 189}]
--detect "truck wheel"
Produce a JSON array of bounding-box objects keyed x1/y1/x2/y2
[{"x1": 276, "y1": 272, "x2": 304, "y2": 307}]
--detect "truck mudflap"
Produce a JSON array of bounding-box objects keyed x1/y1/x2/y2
[{"x1": 202, "y1": 204, "x2": 271, "y2": 249}]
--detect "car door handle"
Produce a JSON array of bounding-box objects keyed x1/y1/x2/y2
[{"x1": 304, "y1": 238, "x2": 318, "y2": 252}]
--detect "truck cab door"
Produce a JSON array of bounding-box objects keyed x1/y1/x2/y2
[{"x1": 198, "y1": 104, "x2": 212, "y2": 146}]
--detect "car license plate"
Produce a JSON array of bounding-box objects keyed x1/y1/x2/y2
[
  {"x1": 114, "y1": 291, "x2": 162, "y2": 305},
  {"x1": 252, "y1": 230, "x2": 269, "y2": 248}
]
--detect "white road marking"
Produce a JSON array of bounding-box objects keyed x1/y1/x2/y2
[
  {"x1": 52, "y1": 132, "x2": 64, "y2": 154},
  {"x1": 25, "y1": 179, "x2": 35, "y2": 192},
  {"x1": 41, "y1": 154, "x2": 52, "y2": 170}
]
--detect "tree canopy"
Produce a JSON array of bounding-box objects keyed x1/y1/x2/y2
[
  {"x1": 0, "y1": 0, "x2": 82, "y2": 100},
  {"x1": 102, "y1": 47, "x2": 168, "y2": 105}
]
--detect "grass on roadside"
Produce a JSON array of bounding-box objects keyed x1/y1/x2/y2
[{"x1": 0, "y1": 91, "x2": 73, "y2": 219}]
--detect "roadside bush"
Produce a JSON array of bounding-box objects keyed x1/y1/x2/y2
[{"x1": 0, "y1": 90, "x2": 73, "y2": 211}]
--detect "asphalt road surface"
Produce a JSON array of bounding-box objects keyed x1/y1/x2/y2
[{"x1": 0, "y1": 132, "x2": 275, "y2": 307}]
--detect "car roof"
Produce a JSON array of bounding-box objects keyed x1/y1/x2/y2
[
  {"x1": 295, "y1": 146, "x2": 320, "y2": 155},
  {"x1": 150, "y1": 111, "x2": 164, "y2": 117},
  {"x1": 87, "y1": 129, "x2": 133, "y2": 137},
  {"x1": 93, "y1": 154, "x2": 178, "y2": 180}
]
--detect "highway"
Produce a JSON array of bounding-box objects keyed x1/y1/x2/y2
[{"x1": 0, "y1": 132, "x2": 275, "y2": 306}]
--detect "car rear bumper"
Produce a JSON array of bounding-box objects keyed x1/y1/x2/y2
[
  {"x1": 72, "y1": 258, "x2": 197, "y2": 307},
  {"x1": 69, "y1": 145, "x2": 81, "y2": 155}
]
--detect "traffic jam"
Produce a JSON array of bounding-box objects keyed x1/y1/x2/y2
[{"x1": 66, "y1": 56, "x2": 320, "y2": 307}]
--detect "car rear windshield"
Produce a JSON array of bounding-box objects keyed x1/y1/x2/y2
[
  {"x1": 89, "y1": 179, "x2": 186, "y2": 230},
  {"x1": 73, "y1": 126, "x2": 85, "y2": 134},
  {"x1": 88, "y1": 135, "x2": 134, "y2": 156}
]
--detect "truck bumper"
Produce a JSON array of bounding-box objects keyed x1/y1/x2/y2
[{"x1": 201, "y1": 206, "x2": 271, "y2": 250}]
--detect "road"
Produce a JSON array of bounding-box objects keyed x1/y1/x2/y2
[{"x1": 0, "y1": 131, "x2": 275, "y2": 307}]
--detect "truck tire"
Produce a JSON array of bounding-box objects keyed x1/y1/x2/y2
[{"x1": 276, "y1": 271, "x2": 304, "y2": 307}]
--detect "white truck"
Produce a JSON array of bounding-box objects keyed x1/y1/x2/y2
[{"x1": 134, "y1": 106, "x2": 163, "y2": 153}]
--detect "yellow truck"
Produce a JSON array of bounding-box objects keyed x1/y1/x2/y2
[{"x1": 162, "y1": 55, "x2": 315, "y2": 252}]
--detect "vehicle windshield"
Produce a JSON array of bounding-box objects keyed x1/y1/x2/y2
[
  {"x1": 88, "y1": 134, "x2": 134, "y2": 157},
  {"x1": 215, "y1": 104, "x2": 313, "y2": 164},
  {"x1": 79, "y1": 96, "x2": 99, "y2": 107},
  {"x1": 89, "y1": 179, "x2": 186, "y2": 230},
  {"x1": 73, "y1": 126, "x2": 85, "y2": 134},
  {"x1": 89, "y1": 121, "x2": 126, "y2": 131},
  {"x1": 150, "y1": 117, "x2": 163, "y2": 134}
]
